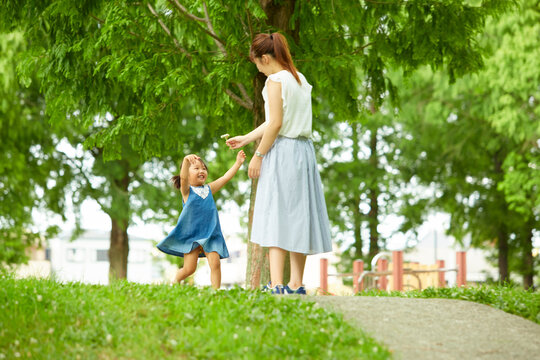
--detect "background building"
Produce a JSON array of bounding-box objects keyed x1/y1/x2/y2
[{"x1": 46, "y1": 230, "x2": 162, "y2": 284}]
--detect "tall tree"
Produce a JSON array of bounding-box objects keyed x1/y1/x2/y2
[
  {"x1": 395, "y1": 0, "x2": 539, "y2": 286},
  {"x1": 0, "y1": 32, "x2": 70, "y2": 266}
]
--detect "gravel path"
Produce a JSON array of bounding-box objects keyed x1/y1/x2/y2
[{"x1": 308, "y1": 296, "x2": 540, "y2": 360}]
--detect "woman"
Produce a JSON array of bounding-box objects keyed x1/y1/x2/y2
[{"x1": 226, "y1": 32, "x2": 332, "y2": 294}]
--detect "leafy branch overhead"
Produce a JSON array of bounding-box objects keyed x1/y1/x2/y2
[{"x1": 0, "y1": 0, "x2": 515, "y2": 160}]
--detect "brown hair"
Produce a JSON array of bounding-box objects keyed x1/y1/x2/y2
[
  {"x1": 170, "y1": 158, "x2": 208, "y2": 190},
  {"x1": 250, "y1": 32, "x2": 301, "y2": 84}
]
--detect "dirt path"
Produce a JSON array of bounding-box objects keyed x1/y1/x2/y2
[{"x1": 307, "y1": 296, "x2": 540, "y2": 360}]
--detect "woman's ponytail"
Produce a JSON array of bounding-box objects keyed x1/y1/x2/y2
[{"x1": 250, "y1": 32, "x2": 301, "y2": 84}]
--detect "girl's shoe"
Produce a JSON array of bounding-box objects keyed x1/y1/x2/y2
[{"x1": 284, "y1": 285, "x2": 306, "y2": 295}]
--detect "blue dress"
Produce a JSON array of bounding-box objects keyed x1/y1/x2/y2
[{"x1": 157, "y1": 185, "x2": 229, "y2": 259}]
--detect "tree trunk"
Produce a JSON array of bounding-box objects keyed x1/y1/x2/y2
[
  {"x1": 245, "y1": 0, "x2": 298, "y2": 289},
  {"x1": 108, "y1": 172, "x2": 130, "y2": 281},
  {"x1": 497, "y1": 227, "x2": 509, "y2": 283},
  {"x1": 260, "y1": 0, "x2": 300, "y2": 43},
  {"x1": 352, "y1": 123, "x2": 363, "y2": 260},
  {"x1": 109, "y1": 217, "x2": 129, "y2": 281},
  {"x1": 522, "y1": 223, "x2": 534, "y2": 289},
  {"x1": 246, "y1": 72, "x2": 269, "y2": 289},
  {"x1": 493, "y1": 152, "x2": 509, "y2": 283},
  {"x1": 367, "y1": 128, "x2": 380, "y2": 264}
]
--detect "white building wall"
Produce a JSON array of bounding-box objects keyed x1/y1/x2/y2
[{"x1": 49, "y1": 230, "x2": 166, "y2": 285}]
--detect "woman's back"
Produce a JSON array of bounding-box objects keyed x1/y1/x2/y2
[{"x1": 262, "y1": 70, "x2": 312, "y2": 138}]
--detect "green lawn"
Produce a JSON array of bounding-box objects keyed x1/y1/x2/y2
[
  {"x1": 0, "y1": 274, "x2": 391, "y2": 359},
  {"x1": 358, "y1": 284, "x2": 540, "y2": 324}
]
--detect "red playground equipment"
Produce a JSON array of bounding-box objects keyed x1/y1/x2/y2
[{"x1": 320, "y1": 251, "x2": 467, "y2": 294}]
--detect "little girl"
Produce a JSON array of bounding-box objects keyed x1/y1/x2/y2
[{"x1": 157, "y1": 151, "x2": 246, "y2": 289}]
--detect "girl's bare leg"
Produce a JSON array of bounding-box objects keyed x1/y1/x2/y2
[
  {"x1": 204, "y1": 251, "x2": 221, "y2": 289},
  {"x1": 175, "y1": 246, "x2": 201, "y2": 283},
  {"x1": 269, "y1": 247, "x2": 287, "y2": 287},
  {"x1": 289, "y1": 251, "x2": 307, "y2": 289}
]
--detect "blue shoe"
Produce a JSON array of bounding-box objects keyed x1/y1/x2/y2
[
  {"x1": 284, "y1": 285, "x2": 306, "y2": 295},
  {"x1": 263, "y1": 282, "x2": 285, "y2": 294}
]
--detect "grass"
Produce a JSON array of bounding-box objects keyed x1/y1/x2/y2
[
  {"x1": 357, "y1": 284, "x2": 540, "y2": 324},
  {"x1": 0, "y1": 274, "x2": 391, "y2": 360}
]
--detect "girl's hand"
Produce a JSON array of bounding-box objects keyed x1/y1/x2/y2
[
  {"x1": 226, "y1": 135, "x2": 248, "y2": 149},
  {"x1": 248, "y1": 156, "x2": 262, "y2": 179},
  {"x1": 236, "y1": 150, "x2": 246, "y2": 165},
  {"x1": 185, "y1": 154, "x2": 200, "y2": 166}
]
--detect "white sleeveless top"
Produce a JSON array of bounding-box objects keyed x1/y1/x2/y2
[{"x1": 262, "y1": 70, "x2": 312, "y2": 138}]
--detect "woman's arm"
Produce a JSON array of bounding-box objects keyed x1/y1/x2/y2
[
  {"x1": 248, "y1": 80, "x2": 282, "y2": 179},
  {"x1": 208, "y1": 150, "x2": 246, "y2": 194},
  {"x1": 226, "y1": 122, "x2": 268, "y2": 149}
]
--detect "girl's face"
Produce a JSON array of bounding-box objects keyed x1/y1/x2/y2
[{"x1": 188, "y1": 160, "x2": 207, "y2": 187}]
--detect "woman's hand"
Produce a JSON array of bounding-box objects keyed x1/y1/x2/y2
[
  {"x1": 248, "y1": 156, "x2": 262, "y2": 179},
  {"x1": 226, "y1": 135, "x2": 248, "y2": 149},
  {"x1": 236, "y1": 150, "x2": 246, "y2": 165}
]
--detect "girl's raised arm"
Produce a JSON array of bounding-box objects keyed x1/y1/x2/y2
[
  {"x1": 208, "y1": 151, "x2": 246, "y2": 194},
  {"x1": 180, "y1": 155, "x2": 199, "y2": 203}
]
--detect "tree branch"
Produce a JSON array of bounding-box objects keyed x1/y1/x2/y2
[
  {"x1": 352, "y1": 42, "x2": 374, "y2": 55},
  {"x1": 365, "y1": 0, "x2": 401, "y2": 4},
  {"x1": 236, "y1": 83, "x2": 252, "y2": 107},
  {"x1": 170, "y1": 0, "x2": 205, "y2": 22},
  {"x1": 56, "y1": 150, "x2": 109, "y2": 211},
  {"x1": 91, "y1": 13, "x2": 149, "y2": 44},
  {"x1": 167, "y1": 0, "x2": 227, "y2": 47},
  {"x1": 146, "y1": 3, "x2": 191, "y2": 58},
  {"x1": 200, "y1": 2, "x2": 253, "y2": 108},
  {"x1": 149, "y1": 2, "x2": 252, "y2": 109},
  {"x1": 225, "y1": 88, "x2": 253, "y2": 110},
  {"x1": 202, "y1": 1, "x2": 227, "y2": 55}
]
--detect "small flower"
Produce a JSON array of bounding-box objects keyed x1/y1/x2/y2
[
  {"x1": 36, "y1": 295, "x2": 42, "y2": 302},
  {"x1": 106, "y1": 334, "x2": 113, "y2": 343},
  {"x1": 48, "y1": 328, "x2": 54, "y2": 334},
  {"x1": 233, "y1": 334, "x2": 238, "y2": 339},
  {"x1": 14, "y1": 340, "x2": 19, "y2": 346},
  {"x1": 14, "y1": 353, "x2": 20, "y2": 358},
  {"x1": 169, "y1": 339, "x2": 177, "y2": 347},
  {"x1": 30, "y1": 338, "x2": 37, "y2": 345},
  {"x1": 0, "y1": 353, "x2": 5, "y2": 359},
  {"x1": 281, "y1": 331, "x2": 286, "y2": 336},
  {"x1": 245, "y1": 326, "x2": 251, "y2": 332}
]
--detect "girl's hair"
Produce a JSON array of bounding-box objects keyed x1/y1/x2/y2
[
  {"x1": 170, "y1": 158, "x2": 208, "y2": 190},
  {"x1": 250, "y1": 32, "x2": 301, "y2": 84}
]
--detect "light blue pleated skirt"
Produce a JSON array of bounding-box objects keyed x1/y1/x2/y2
[{"x1": 251, "y1": 136, "x2": 332, "y2": 254}]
